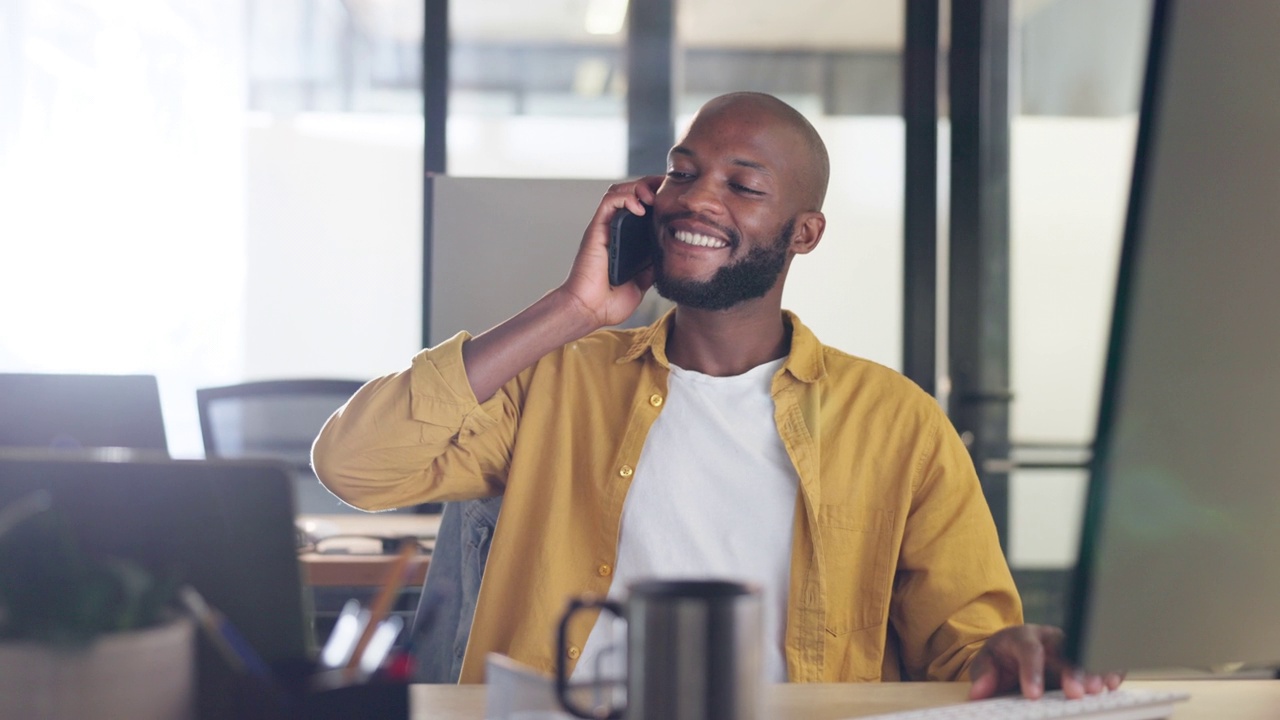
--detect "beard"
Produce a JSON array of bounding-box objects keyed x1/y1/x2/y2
[{"x1": 653, "y1": 218, "x2": 795, "y2": 311}]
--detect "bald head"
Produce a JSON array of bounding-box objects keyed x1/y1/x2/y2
[{"x1": 686, "y1": 92, "x2": 830, "y2": 212}]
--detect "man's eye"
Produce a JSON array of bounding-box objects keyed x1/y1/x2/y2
[
  {"x1": 732, "y1": 183, "x2": 764, "y2": 195},
  {"x1": 667, "y1": 170, "x2": 693, "y2": 180}
]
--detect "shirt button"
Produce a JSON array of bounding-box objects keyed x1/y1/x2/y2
[
  {"x1": 619, "y1": 465, "x2": 633, "y2": 478},
  {"x1": 597, "y1": 563, "x2": 612, "y2": 577},
  {"x1": 649, "y1": 394, "x2": 663, "y2": 407},
  {"x1": 567, "y1": 645, "x2": 581, "y2": 660}
]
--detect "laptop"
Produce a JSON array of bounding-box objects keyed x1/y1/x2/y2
[
  {"x1": 0, "y1": 373, "x2": 169, "y2": 455},
  {"x1": 0, "y1": 452, "x2": 310, "y2": 717}
]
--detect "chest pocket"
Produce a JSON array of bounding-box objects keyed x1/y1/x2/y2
[{"x1": 817, "y1": 505, "x2": 895, "y2": 635}]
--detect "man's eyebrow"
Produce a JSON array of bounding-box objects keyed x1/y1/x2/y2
[
  {"x1": 669, "y1": 145, "x2": 694, "y2": 162},
  {"x1": 668, "y1": 146, "x2": 773, "y2": 174},
  {"x1": 732, "y1": 158, "x2": 771, "y2": 174}
]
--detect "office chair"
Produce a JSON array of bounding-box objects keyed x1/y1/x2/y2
[
  {"x1": 410, "y1": 495, "x2": 502, "y2": 682},
  {"x1": 196, "y1": 379, "x2": 369, "y2": 514},
  {"x1": 196, "y1": 378, "x2": 443, "y2": 515},
  {"x1": 197, "y1": 379, "x2": 364, "y2": 466}
]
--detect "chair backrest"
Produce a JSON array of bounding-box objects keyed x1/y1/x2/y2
[
  {"x1": 0, "y1": 373, "x2": 168, "y2": 456},
  {"x1": 196, "y1": 379, "x2": 364, "y2": 469},
  {"x1": 411, "y1": 495, "x2": 503, "y2": 683}
]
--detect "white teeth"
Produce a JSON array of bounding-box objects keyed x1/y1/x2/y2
[{"x1": 674, "y1": 230, "x2": 728, "y2": 249}]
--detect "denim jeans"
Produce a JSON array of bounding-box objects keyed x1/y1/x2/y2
[{"x1": 409, "y1": 495, "x2": 503, "y2": 683}]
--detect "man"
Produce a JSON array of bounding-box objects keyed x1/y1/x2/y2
[{"x1": 313, "y1": 91, "x2": 1120, "y2": 699}]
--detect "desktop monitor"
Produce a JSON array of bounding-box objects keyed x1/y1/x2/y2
[
  {"x1": 0, "y1": 373, "x2": 169, "y2": 456},
  {"x1": 0, "y1": 452, "x2": 310, "y2": 715},
  {"x1": 1066, "y1": 0, "x2": 1280, "y2": 672}
]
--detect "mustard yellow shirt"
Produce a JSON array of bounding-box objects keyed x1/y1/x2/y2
[{"x1": 313, "y1": 310, "x2": 1022, "y2": 684}]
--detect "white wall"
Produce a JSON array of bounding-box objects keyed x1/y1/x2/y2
[
  {"x1": 242, "y1": 113, "x2": 424, "y2": 381},
  {"x1": 1011, "y1": 116, "x2": 1137, "y2": 444},
  {"x1": 239, "y1": 114, "x2": 909, "y2": 379},
  {"x1": 784, "y1": 116, "x2": 904, "y2": 370},
  {"x1": 1008, "y1": 115, "x2": 1138, "y2": 567}
]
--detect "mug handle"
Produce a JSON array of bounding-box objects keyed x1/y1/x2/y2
[{"x1": 555, "y1": 596, "x2": 625, "y2": 720}]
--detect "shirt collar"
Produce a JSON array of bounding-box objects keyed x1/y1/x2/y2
[{"x1": 618, "y1": 308, "x2": 827, "y2": 384}]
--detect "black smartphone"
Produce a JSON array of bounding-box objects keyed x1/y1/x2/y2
[{"x1": 607, "y1": 204, "x2": 657, "y2": 286}]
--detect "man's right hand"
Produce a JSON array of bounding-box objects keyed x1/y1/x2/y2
[
  {"x1": 459, "y1": 176, "x2": 665, "y2": 403},
  {"x1": 556, "y1": 176, "x2": 664, "y2": 330}
]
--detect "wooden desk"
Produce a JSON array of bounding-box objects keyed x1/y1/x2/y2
[
  {"x1": 298, "y1": 513, "x2": 441, "y2": 588},
  {"x1": 408, "y1": 680, "x2": 1280, "y2": 720},
  {"x1": 297, "y1": 513, "x2": 442, "y2": 646}
]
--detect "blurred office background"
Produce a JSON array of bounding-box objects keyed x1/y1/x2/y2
[{"x1": 0, "y1": 0, "x2": 1151, "y2": 623}]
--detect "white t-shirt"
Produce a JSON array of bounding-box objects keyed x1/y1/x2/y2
[{"x1": 573, "y1": 357, "x2": 799, "y2": 683}]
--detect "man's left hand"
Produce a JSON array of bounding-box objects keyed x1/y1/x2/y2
[{"x1": 968, "y1": 624, "x2": 1125, "y2": 700}]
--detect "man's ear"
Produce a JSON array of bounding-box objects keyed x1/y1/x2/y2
[{"x1": 790, "y1": 211, "x2": 826, "y2": 255}]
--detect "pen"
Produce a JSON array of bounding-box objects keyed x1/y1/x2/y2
[
  {"x1": 357, "y1": 614, "x2": 405, "y2": 676},
  {"x1": 180, "y1": 585, "x2": 274, "y2": 683},
  {"x1": 320, "y1": 598, "x2": 367, "y2": 669},
  {"x1": 343, "y1": 538, "x2": 418, "y2": 677}
]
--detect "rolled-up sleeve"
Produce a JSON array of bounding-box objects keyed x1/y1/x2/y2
[{"x1": 312, "y1": 331, "x2": 518, "y2": 511}]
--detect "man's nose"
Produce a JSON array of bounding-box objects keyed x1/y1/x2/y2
[{"x1": 676, "y1": 179, "x2": 726, "y2": 216}]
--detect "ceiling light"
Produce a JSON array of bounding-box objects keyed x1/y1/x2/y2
[{"x1": 584, "y1": 0, "x2": 629, "y2": 36}]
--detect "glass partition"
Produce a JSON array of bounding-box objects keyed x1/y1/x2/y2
[
  {"x1": 448, "y1": 1, "x2": 627, "y2": 178},
  {"x1": 1006, "y1": 0, "x2": 1153, "y2": 623},
  {"x1": 678, "y1": 1, "x2": 907, "y2": 370}
]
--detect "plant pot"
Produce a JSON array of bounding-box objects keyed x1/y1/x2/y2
[{"x1": 0, "y1": 616, "x2": 194, "y2": 720}]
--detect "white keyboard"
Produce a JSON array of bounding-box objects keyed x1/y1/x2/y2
[{"x1": 849, "y1": 689, "x2": 1191, "y2": 720}]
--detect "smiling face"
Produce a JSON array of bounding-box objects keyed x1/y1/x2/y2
[
  {"x1": 651, "y1": 93, "x2": 829, "y2": 311},
  {"x1": 652, "y1": 217, "x2": 795, "y2": 311}
]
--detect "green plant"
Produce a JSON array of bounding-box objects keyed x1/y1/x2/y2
[{"x1": 0, "y1": 494, "x2": 179, "y2": 646}]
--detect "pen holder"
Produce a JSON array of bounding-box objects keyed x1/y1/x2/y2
[
  {"x1": 209, "y1": 659, "x2": 409, "y2": 720},
  {"x1": 298, "y1": 676, "x2": 410, "y2": 720}
]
